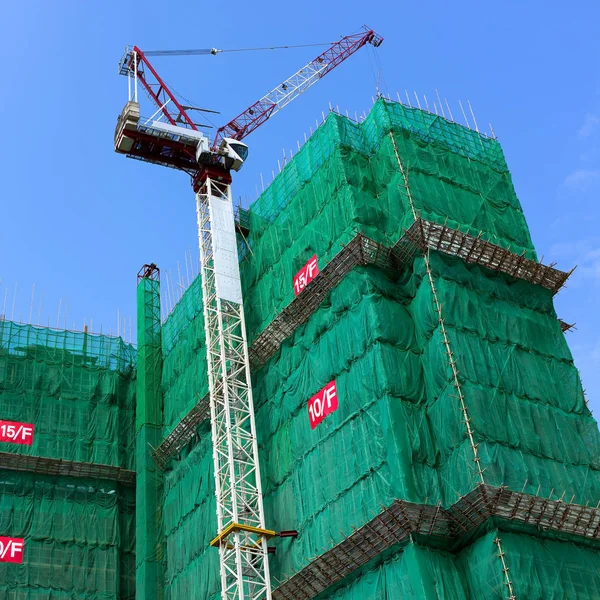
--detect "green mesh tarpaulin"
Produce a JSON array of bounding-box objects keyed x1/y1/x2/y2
[
  {"x1": 163, "y1": 434, "x2": 219, "y2": 600},
  {"x1": 242, "y1": 100, "x2": 535, "y2": 339},
  {"x1": 157, "y1": 99, "x2": 600, "y2": 599},
  {"x1": 0, "y1": 472, "x2": 135, "y2": 599},
  {"x1": 0, "y1": 321, "x2": 135, "y2": 469},
  {"x1": 0, "y1": 321, "x2": 136, "y2": 598}
]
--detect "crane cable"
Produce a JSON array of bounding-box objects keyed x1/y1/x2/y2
[{"x1": 143, "y1": 42, "x2": 334, "y2": 57}]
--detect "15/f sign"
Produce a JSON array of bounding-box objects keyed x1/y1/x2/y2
[
  {"x1": 0, "y1": 421, "x2": 34, "y2": 445},
  {"x1": 293, "y1": 255, "x2": 319, "y2": 296},
  {"x1": 0, "y1": 537, "x2": 24, "y2": 563},
  {"x1": 308, "y1": 381, "x2": 338, "y2": 429}
]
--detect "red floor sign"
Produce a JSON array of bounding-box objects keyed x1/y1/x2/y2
[
  {"x1": 294, "y1": 255, "x2": 319, "y2": 296},
  {"x1": 0, "y1": 537, "x2": 24, "y2": 563},
  {"x1": 0, "y1": 421, "x2": 34, "y2": 445},
  {"x1": 308, "y1": 381, "x2": 338, "y2": 429}
]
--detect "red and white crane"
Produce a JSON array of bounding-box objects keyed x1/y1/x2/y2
[{"x1": 115, "y1": 27, "x2": 382, "y2": 600}]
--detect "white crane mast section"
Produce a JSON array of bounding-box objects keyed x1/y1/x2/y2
[
  {"x1": 208, "y1": 194, "x2": 243, "y2": 303},
  {"x1": 196, "y1": 177, "x2": 272, "y2": 600}
]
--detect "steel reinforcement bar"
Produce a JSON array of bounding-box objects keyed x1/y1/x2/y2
[
  {"x1": 152, "y1": 218, "x2": 571, "y2": 468},
  {"x1": 272, "y1": 484, "x2": 600, "y2": 600},
  {"x1": 0, "y1": 452, "x2": 136, "y2": 487}
]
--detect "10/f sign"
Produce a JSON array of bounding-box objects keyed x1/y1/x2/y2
[
  {"x1": 293, "y1": 255, "x2": 319, "y2": 296},
  {"x1": 0, "y1": 537, "x2": 24, "y2": 563},
  {"x1": 0, "y1": 421, "x2": 34, "y2": 445},
  {"x1": 308, "y1": 381, "x2": 338, "y2": 429}
]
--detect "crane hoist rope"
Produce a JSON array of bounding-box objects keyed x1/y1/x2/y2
[{"x1": 115, "y1": 26, "x2": 383, "y2": 600}]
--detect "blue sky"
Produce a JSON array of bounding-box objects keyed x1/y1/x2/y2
[{"x1": 1, "y1": 1, "x2": 599, "y2": 413}]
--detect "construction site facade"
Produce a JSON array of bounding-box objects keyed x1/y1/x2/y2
[{"x1": 1, "y1": 98, "x2": 600, "y2": 599}]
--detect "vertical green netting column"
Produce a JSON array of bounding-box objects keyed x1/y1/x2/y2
[{"x1": 136, "y1": 264, "x2": 165, "y2": 599}]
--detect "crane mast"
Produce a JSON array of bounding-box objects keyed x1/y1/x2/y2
[
  {"x1": 196, "y1": 171, "x2": 273, "y2": 599},
  {"x1": 115, "y1": 27, "x2": 382, "y2": 600}
]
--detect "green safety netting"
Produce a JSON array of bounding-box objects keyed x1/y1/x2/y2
[
  {"x1": 162, "y1": 433, "x2": 219, "y2": 600},
  {"x1": 6, "y1": 97, "x2": 587, "y2": 598},
  {"x1": 160, "y1": 276, "x2": 208, "y2": 437},
  {"x1": 322, "y1": 543, "x2": 469, "y2": 600},
  {"x1": 319, "y1": 529, "x2": 600, "y2": 600},
  {"x1": 241, "y1": 99, "x2": 536, "y2": 340},
  {"x1": 0, "y1": 321, "x2": 136, "y2": 469},
  {"x1": 411, "y1": 252, "x2": 600, "y2": 504},
  {"x1": 0, "y1": 471, "x2": 135, "y2": 599},
  {"x1": 254, "y1": 258, "x2": 600, "y2": 583},
  {"x1": 159, "y1": 275, "x2": 215, "y2": 599},
  {"x1": 0, "y1": 321, "x2": 137, "y2": 598},
  {"x1": 156, "y1": 99, "x2": 600, "y2": 599},
  {"x1": 458, "y1": 530, "x2": 600, "y2": 599}
]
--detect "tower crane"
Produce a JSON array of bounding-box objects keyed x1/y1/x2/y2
[{"x1": 115, "y1": 27, "x2": 383, "y2": 600}]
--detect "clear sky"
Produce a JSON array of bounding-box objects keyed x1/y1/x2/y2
[{"x1": 1, "y1": 1, "x2": 599, "y2": 413}]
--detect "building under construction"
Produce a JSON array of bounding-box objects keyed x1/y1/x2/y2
[{"x1": 1, "y1": 98, "x2": 600, "y2": 599}]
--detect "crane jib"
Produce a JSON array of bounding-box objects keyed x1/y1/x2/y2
[
  {"x1": 121, "y1": 28, "x2": 382, "y2": 154},
  {"x1": 211, "y1": 29, "x2": 382, "y2": 149}
]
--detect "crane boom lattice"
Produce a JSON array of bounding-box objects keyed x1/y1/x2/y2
[{"x1": 213, "y1": 29, "x2": 383, "y2": 148}]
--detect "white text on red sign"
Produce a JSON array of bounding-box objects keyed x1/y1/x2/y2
[
  {"x1": 0, "y1": 537, "x2": 24, "y2": 564},
  {"x1": 293, "y1": 255, "x2": 319, "y2": 296},
  {"x1": 308, "y1": 381, "x2": 338, "y2": 429},
  {"x1": 0, "y1": 421, "x2": 34, "y2": 445}
]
